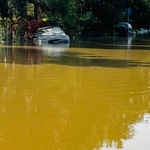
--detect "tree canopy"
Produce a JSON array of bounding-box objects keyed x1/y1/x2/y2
[{"x1": 0, "y1": 0, "x2": 150, "y2": 37}]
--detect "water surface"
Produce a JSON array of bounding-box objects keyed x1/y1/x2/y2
[{"x1": 0, "y1": 37, "x2": 150, "y2": 150}]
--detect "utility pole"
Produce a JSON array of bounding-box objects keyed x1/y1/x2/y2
[{"x1": 125, "y1": 8, "x2": 132, "y2": 23}]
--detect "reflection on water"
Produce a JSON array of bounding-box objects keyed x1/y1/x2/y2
[
  {"x1": 41, "y1": 43, "x2": 69, "y2": 57},
  {"x1": 101, "y1": 113, "x2": 150, "y2": 150},
  {"x1": 71, "y1": 37, "x2": 150, "y2": 50},
  {"x1": 0, "y1": 43, "x2": 69, "y2": 65},
  {"x1": 0, "y1": 38, "x2": 150, "y2": 150},
  {"x1": 122, "y1": 113, "x2": 150, "y2": 150}
]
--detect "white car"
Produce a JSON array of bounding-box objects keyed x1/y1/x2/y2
[{"x1": 33, "y1": 26, "x2": 70, "y2": 46}]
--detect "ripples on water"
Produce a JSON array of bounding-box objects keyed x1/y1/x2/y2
[{"x1": 0, "y1": 37, "x2": 150, "y2": 150}]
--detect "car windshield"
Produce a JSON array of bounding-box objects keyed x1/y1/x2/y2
[{"x1": 37, "y1": 26, "x2": 64, "y2": 35}]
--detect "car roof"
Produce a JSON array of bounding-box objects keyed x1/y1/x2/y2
[
  {"x1": 117, "y1": 22, "x2": 132, "y2": 28},
  {"x1": 38, "y1": 26, "x2": 60, "y2": 30}
]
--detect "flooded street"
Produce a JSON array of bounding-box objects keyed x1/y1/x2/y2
[{"x1": 0, "y1": 37, "x2": 150, "y2": 150}]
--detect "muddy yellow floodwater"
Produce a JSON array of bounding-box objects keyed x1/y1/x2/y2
[{"x1": 0, "y1": 38, "x2": 150, "y2": 150}]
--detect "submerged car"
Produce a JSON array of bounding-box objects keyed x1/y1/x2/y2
[
  {"x1": 114, "y1": 22, "x2": 136, "y2": 37},
  {"x1": 33, "y1": 26, "x2": 70, "y2": 46}
]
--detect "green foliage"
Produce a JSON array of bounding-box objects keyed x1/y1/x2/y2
[
  {"x1": 45, "y1": 0, "x2": 93, "y2": 37},
  {"x1": 132, "y1": 0, "x2": 150, "y2": 29}
]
